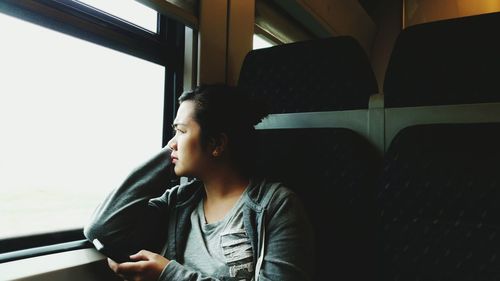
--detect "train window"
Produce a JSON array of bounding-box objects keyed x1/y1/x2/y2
[
  {"x1": 0, "y1": 12, "x2": 166, "y2": 240},
  {"x1": 76, "y1": 0, "x2": 158, "y2": 33},
  {"x1": 253, "y1": 34, "x2": 275, "y2": 49}
]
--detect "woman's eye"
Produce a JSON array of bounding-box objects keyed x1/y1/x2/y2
[{"x1": 171, "y1": 125, "x2": 185, "y2": 134}]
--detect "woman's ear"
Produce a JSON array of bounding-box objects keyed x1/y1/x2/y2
[{"x1": 211, "y1": 133, "x2": 228, "y2": 157}]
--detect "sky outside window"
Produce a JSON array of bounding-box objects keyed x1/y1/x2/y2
[
  {"x1": 0, "y1": 12, "x2": 165, "y2": 239},
  {"x1": 253, "y1": 34, "x2": 275, "y2": 49},
  {"x1": 76, "y1": 0, "x2": 158, "y2": 32}
]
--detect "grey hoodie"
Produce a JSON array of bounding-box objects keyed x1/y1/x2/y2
[{"x1": 84, "y1": 146, "x2": 314, "y2": 280}]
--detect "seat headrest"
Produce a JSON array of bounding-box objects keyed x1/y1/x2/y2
[
  {"x1": 384, "y1": 12, "x2": 500, "y2": 107},
  {"x1": 239, "y1": 37, "x2": 378, "y2": 113}
]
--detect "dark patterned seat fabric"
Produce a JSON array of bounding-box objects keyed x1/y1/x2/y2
[
  {"x1": 255, "y1": 128, "x2": 381, "y2": 281},
  {"x1": 379, "y1": 123, "x2": 500, "y2": 281},
  {"x1": 238, "y1": 36, "x2": 378, "y2": 113},
  {"x1": 384, "y1": 12, "x2": 500, "y2": 107}
]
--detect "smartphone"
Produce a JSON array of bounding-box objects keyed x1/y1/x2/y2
[{"x1": 92, "y1": 238, "x2": 132, "y2": 263}]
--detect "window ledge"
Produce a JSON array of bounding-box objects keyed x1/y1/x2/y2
[{"x1": 0, "y1": 247, "x2": 106, "y2": 281}]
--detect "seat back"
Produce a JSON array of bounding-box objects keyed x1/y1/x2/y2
[
  {"x1": 239, "y1": 36, "x2": 378, "y2": 113},
  {"x1": 255, "y1": 128, "x2": 381, "y2": 281},
  {"x1": 383, "y1": 12, "x2": 500, "y2": 150},
  {"x1": 379, "y1": 124, "x2": 500, "y2": 280},
  {"x1": 384, "y1": 12, "x2": 500, "y2": 108},
  {"x1": 241, "y1": 36, "x2": 382, "y2": 280},
  {"x1": 240, "y1": 36, "x2": 383, "y2": 151}
]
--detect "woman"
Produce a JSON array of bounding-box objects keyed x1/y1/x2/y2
[{"x1": 84, "y1": 85, "x2": 314, "y2": 281}]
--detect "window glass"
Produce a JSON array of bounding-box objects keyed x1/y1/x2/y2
[
  {"x1": 76, "y1": 0, "x2": 157, "y2": 32},
  {"x1": 253, "y1": 34, "x2": 275, "y2": 50},
  {"x1": 0, "y1": 13, "x2": 164, "y2": 239}
]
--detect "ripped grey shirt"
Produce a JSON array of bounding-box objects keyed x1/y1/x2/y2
[{"x1": 183, "y1": 192, "x2": 254, "y2": 280}]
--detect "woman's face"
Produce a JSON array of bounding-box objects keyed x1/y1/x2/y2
[{"x1": 167, "y1": 101, "x2": 210, "y2": 177}]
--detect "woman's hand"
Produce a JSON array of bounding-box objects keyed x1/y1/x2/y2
[{"x1": 108, "y1": 250, "x2": 170, "y2": 281}]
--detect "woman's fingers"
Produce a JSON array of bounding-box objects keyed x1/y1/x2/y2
[
  {"x1": 107, "y1": 258, "x2": 119, "y2": 271},
  {"x1": 129, "y1": 249, "x2": 153, "y2": 261},
  {"x1": 107, "y1": 250, "x2": 169, "y2": 281}
]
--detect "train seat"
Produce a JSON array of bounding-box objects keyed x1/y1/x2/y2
[
  {"x1": 381, "y1": 12, "x2": 500, "y2": 280},
  {"x1": 255, "y1": 128, "x2": 381, "y2": 281},
  {"x1": 379, "y1": 123, "x2": 500, "y2": 280},
  {"x1": 240, "y1": 36, "x2": 384, "y2": 151},
  {"x1": 383, "y1": 11, "x2": 500, "y2": 151},
  {"x1": 240, "y1": 35, "x2": 382, "y2": 280},
  {"x1": 384, "y1": 11, "x2": 500, "y2": 108},
  {"x1": 239, "y1": 36, "x2": 378, "y2": 113},
  {"x1": 195, "y1": 35, "x2": 386, "y2": 279}
]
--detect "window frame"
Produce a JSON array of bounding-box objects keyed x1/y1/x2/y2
[{"x1": 0, "y1": 0, "x2": 184, "y2": 259}]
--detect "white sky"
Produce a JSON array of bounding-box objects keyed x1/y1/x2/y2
[
  {"x1": 0, "y1": 12, "x2": 164, "y2": 238},
  {"x1": 77, "y1": 0, "x2": 157, "y2": 32},
  {"x1": 253, "y1": 34, "x2": 275, "y2": 49}
]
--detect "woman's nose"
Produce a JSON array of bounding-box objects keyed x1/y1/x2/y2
[{"x1": 167, "y1": 136, "x2": 177, "y2": 150}]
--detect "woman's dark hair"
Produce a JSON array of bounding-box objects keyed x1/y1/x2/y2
[{"x1": 178, "y1": 84, "x2": 269, "y2": 175}]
